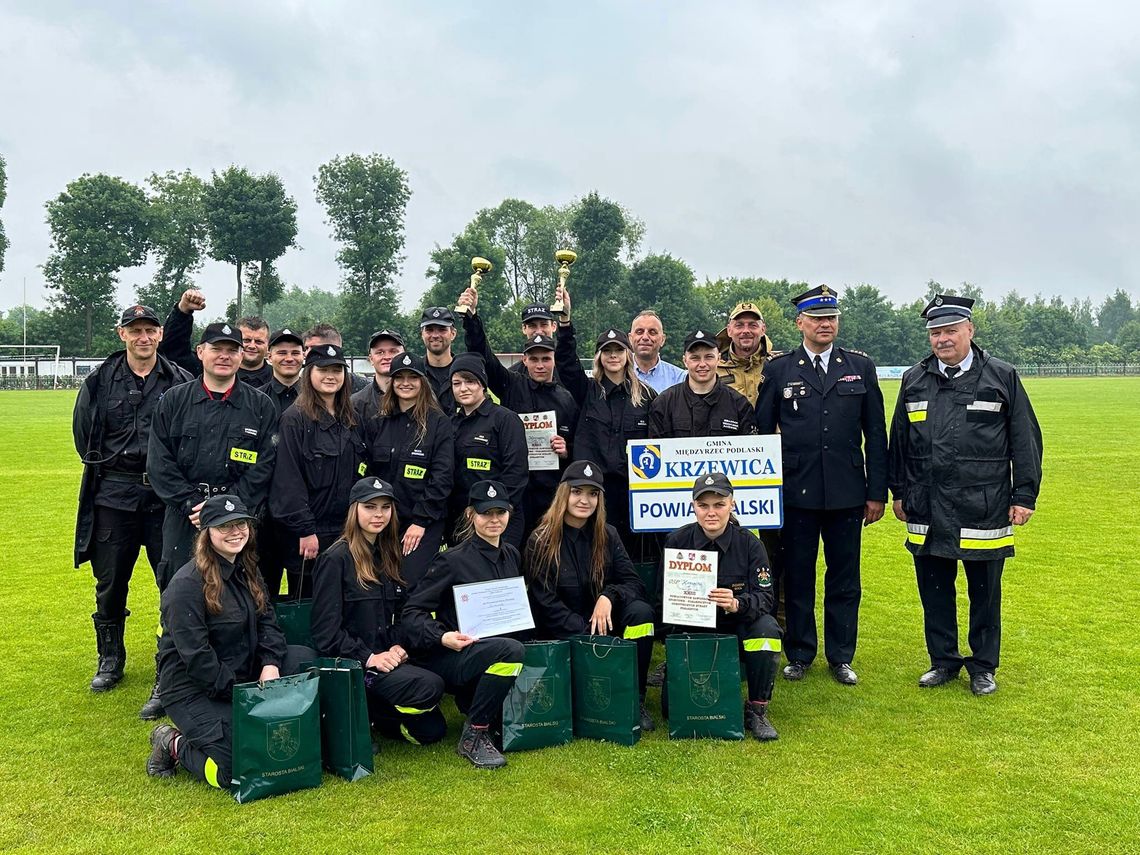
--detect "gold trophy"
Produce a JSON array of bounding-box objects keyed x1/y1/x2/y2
[
  {"x1": 457, "y1": 256, "x2": 492, "y2": 315},
  {"x1": 552, "y1": 249, "x2": 576, "y2": 319}
]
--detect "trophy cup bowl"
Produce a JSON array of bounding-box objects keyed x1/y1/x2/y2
[
  {"x1": 552, "y1": 249, "x2": 577, "y2": 317},
  {"x1": 457, "y1": 257, "x2": 493, "y2": 315}
]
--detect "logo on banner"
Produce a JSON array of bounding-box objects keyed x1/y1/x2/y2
[{"x1": 630, "y1": 445, "x2": 661, "y2": 479}]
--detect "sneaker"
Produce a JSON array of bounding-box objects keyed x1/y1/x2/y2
[
  {"x1": 639, "y1": 703, "x2": 655, "y2": 733},
  {"x1": 146, "y1": 724, "x2": 180, "y2": 778},
  {"x1": 456, "y1": 722, "x2": 507, "y2": 769},
  {"x1": 744, "y1": 702, "x2": 778, "y2": 741},
  {"x1": 782, "y1": 660, "x2": 809, "y2": 681}
]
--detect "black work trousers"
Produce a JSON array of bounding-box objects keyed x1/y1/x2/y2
[
  {"x1": 914, "y1": 555, "x2": 1003, "y2": 677},
  {"x1": 363, "y1": 663, "x2": 447, "y2": 745},
  {"x1": 156, "y1": 505, "x2": 197, "y2": 592},
  {"x1": 414, "y1": 637, "x2": 525, "y2": 727},
  {"x1": 781, "y1": 505, "x2": 863, "y2": 667},
  {"x1": 90, "y1": 504, "x2": 164, "y2": 620}
]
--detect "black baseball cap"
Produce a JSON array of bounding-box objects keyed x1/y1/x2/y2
[
  {"x1": 269, "y1": 328, "x2": 304, "y2": 348},
  {"x1": 199, "y1": 495, "x2": 254, "y2": 528},
  {"x1": 350, "y1": 476, "x2": 395, "y2": 504},
  {"x1": 692, "y1": 472, "x2": 733, "y2": 499},
  {"x1": 469, "y1": 480, "x2": 511, "y2": 512},
  {"x1": 595, "y1": 328, "x2": 632, "y2": 352},
  {"x1": 368, "y1": 329, "x2": 405, "y2": 349},
  {"x1": 119, "y1": 305, "x2": 161, "y2": 326},
  {"x1": 561, "y1": 460, "x2": 605, "y2": 490},
  {"x1": 199, "y1": 322, "x2": 243, "y2": 347},
  {"x1": 389, "y1": 351, "x2": 428, "y2": 379},
  {"x1": 305, "y1": 342, "x2": 348, "y2": 368},
  {"x1": 420, "y1": 307, "x2": 456, "y2": 328},
  {"x1": 683, "y1": 329, "x2": 718, "y2": 352},
  {"x1": 522, "y1": 334, "x2": 556, "y2": 353},
  {"x1": 521, "y1": 303, "x2": 555, "y2": 323},
  {"x1": 450, "y1": 352, "x2": 489, "y2": 387}
]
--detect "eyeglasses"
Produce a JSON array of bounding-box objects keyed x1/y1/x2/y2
[{"x1": 216, "y1": 520, "x2": 250, "y2": 533}]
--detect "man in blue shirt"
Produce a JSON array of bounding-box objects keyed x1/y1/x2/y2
[{"x1": 630, "y1": 309, "x2": 686, "y2": 393}]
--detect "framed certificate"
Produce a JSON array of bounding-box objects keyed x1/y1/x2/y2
[{"x1": 453, "y1": 576, "x2": 535, "y2": 638}]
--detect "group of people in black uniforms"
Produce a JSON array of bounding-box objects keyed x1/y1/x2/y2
[{"x1": 72, "y1": 280, "x2": 1042, "y2": 792}]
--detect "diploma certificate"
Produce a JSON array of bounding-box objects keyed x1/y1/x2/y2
[
  {"x1": 453, "y1": 576, "x2": 535, "y2": 638},
  {"x1": 520, "y1": 410, "x2": 559, "y2": 471},
  {"x1": 662, "y1": 548, "x2": 718, "y2": 628}
]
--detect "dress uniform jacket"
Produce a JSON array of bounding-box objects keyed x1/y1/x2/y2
[
  {"x1": 310, "y1": 539, "x2": 409, "y2": 666},
  {"x1": 525, "y1": 524, "x2": 649, "y2": 637},
  {"x1": 147, "y1": 380, "x2": 278, "y2": 516},
  {"x1": 72, "y1": 351, "x2": 192, "y2": 566},
  {"x1": 158, "y1": 555, "x2": 287, "y2": 705},
  {"x1": 401, "y1": 537, "x2": 523, "y2": 651},
  {"x1": 888, "y1": 345, "x2": 1042, "y2": 560},
  {"x1": 663, "y1": 522, "x2": 775, "y2": 627},
  {"x1": 362, "y1": 408, "x2": 455, "y2": 530},
  {"x1": 648, "y1": 379, "x2": 758, "y2": 438},
  {"x1": 755, "y1": 345, "x2": 888, "y2": 510},
  {"x1": 269, "y1": 407, "x2": 368, "y2": 539},
  {"x1": 449, "y1": 399, "x2": 529, "y2": 521}
]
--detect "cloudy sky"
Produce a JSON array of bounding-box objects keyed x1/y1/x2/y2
[{"x1": 1, "y1": 0, "x2": 1137, "y2": 318}]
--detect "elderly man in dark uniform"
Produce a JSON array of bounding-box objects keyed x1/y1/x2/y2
[
  {"x1": 889, "y1": 295, "x2": 1042, "y2": 696},
  {"x1": 755, "y1": 285, "x2": 888, "y2": 687}
]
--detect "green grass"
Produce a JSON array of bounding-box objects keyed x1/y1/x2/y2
[{"x1": 0, "y1": 381, "x2": 1138, "y2": 854}]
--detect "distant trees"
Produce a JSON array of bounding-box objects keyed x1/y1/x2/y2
[{"x1": 0, "y1": 154, "x2": 8, "y2": 274}]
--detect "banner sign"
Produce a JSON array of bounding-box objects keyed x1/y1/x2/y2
[{"x1": 626, "y1": 435, "x2": 783, "y2": 532}]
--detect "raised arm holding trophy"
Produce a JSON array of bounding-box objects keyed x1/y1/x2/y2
[
  {"x1": 456, "y1": 256, "x2": 493, "y2": 316},
  {"x1": 550, "y1": 249, "x2": 576, "y2": 321}
]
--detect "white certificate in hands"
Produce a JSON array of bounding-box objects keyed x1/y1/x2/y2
[
  {"x1": 662, "y1": 548, "x2": 718, "y2": 628},
  {"x1": 453, "y1": 576, "x2": 535, "y2": 638},
  {"x1": 520, "y1": 411, "x2": 559, "y2": 471}
]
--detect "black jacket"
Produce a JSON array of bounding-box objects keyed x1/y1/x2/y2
[
  {"x1": 254, "y1": 375, "x2": 300, "y2": 421},
  {"x1": 424, "y1": 358, "x2": 458, "y2": 414},
  {"x1": 237, "y1": 362, "x2": 272, "y2": 386},
  {"x1": 351, "y1": 377, "x2": 383, "y2": 424},
  {"x1": 648, "y1": 379, "x2": 758, "y2": 438},
  {"x1": 663, "y1": 522, "x2": 774, "y2": 627},
  {"x1": 401, "y1": 536, "x2": 523, "y2": 651},
  {"x1": 888, "y1": 345, "x2": 1043, "y2": 560},
  {"x1": 156, "y1": 305, "x2": 201, "y2": 376},
  {"x1": 158, "y1": 554, "x2": 287, "y2": 705},
  {"x1": 362, "y1": 407, "x2": 455, "y2": 529},
  {"x1": 449, "y1": 398, "x2": 529, "y2": 519},
  {"x1": 147, "y1": 379, "x2": 278, "y2": 516},
  {"x1": 755, "y1": 344, "x2": 888, "y2": 510},
  {"x1": 310, "y1": 539, "x2": 409, "y2": 666},
  {"x1": 72, "y1": 351, "x2": 192, "y2": 566},
  {"x1": 525, "y1": 523, "x2": 648, "y2": 638},
  {"x1": 269, "y1": 407, "x2": 367, "y2": 538}
]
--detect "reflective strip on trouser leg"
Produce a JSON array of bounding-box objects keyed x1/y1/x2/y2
[
  {"x1": 906, "y1": 523, "x2": 928, "y2": 546},
  {"x1": 960, "y1": 526, "x2": 1014, "y2": 551},
  {"x1": 400, "y1": 724, "x2": 421, "y2": 745},
  {"x1": 395, "y1": 704, "x2": 437, "y2": 715},
  {"x1": 485, "y1": 662, "x2": 523, "y2": 678},
  {"x1": 623, "y1": 623, "x2": 654, "y2": 640},
  {"x1": 743, "y1": 637, "x2": 782, "y2": 653},
  {"x1": 204, "y1": 757, "x2": 220, "y2": 789}
]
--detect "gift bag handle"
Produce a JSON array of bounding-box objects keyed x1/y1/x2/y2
[{"x1": 292, "y1": 557, "x2": 311, "y2": 604}]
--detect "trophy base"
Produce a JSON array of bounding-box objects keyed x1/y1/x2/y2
[{"x1": 454, "y1": 304, "x2": 473, "y2": 316}]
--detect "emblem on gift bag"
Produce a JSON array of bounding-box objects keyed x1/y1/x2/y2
[
  {"x1": 585, "y1": 675, "x2": 612, "y2": 712},
  {"x1": 689, "y1": 671, "x2": 721, "y2": 708},
  {"x1": 267, "y1": 719, "x2": 300, "y2": 761},
  {"x1": 526, "y1": 677, "x2": 555, "y2": 714}
]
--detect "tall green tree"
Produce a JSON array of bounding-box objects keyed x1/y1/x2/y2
[
  {"x1": 1097, "y1": 289, "x2": 1134, "y2": 344},
  {"x1": 0, "y1": 154, "x2": 9, "y2": 274},
  {"x1": 203, "y1": 166, "x2": 297, "y2": 318},
  {"x1": 834, "y1": 284, "x2": 912, "y2": 365},
  {"x1": 43, "y1": 173, "x2": 153, "y2": 352},
  {"x1": 263, "y1": 285, "x2": 342, "y2": 334},
  {"x1": 624, "y1": 254, "x2": 708, "y2": 363},
  {"x1": 423, "y1": 224, "x2": 513, "y2": 352},
  {"x1": 138, "y1": 170, "x2": 208, "y2": 311},
  {"x1": 471, "y1": 200, "x2": 578, "y2": 304},
  {"x1": 567, "y1": 192, "x2": 635, "y2": 337}
]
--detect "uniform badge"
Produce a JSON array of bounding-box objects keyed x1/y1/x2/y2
[
  {"x1": 583, "y1": 464, "x2": 593, "y2": 476},
  {"x1": 221, "y1": 324, "x2": 232, "y2": 334},
  {"x1": 487, "y1": 485, "x2": 497, "y2": 498},
  {"x1": 704, "y1": 476, "x2": 714, "y2": 485},
  {"x1": 783, "y1": 388, "x2": 793, "y2": 399},
  {"x1": 757, "y1": 567, "x2": 772, "y2": 587},
  {"x1": 373, "y1": 479, "x2": 381, "y2": 489},
  {"x1": 432, "y1": 309, "x2": 441, "y2": 318},
  {"x1": 401, "y1": 354, "x2": 411, "y2": 366},
  {"x1": 327, "y1": 345, "x2": 337, "y2": 356},
  {"x1": 695, "y1": 331, "x2": 704, "y2": 339},
  {"x1": 283, "y1": 328, "x2": 292, "y2": 335},
  {"x1": 224, "y1": 500, "x2": 235, "y2": 512}
]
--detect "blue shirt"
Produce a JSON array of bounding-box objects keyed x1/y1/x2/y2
[{"x1": 635, "y1": 357, "x2": 686, "y2": 393}]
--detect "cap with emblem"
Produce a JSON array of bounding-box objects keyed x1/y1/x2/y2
[
  {"x1": 304, "y1": 342, "x2": 348, "y2": 368},
  {"x1": 469, "y1": 479, "x2": 511, "y2": 512},
  {"x1": 522, "y1": 334, "x2": 556, "y2": 353},
  {"x1": 119, "y1": 304, "x2": 161, "y2": 327},
  {"x1": 199, "y1": 495, "x2": 255, "y2": 528},
  {"x1": 449, "y1": 352, "x2": 489, "y2": 387},
  {"x1": 561, "y1": 459, "x2": 605, "y2": 490},
  {"x1": 728, "y1": 301, "x2": 765, "y2": 322},
  {"x1": 692, "y1": 472, "x2": 734, "y2": 499},
  {"x1": 521, "y1": 303, "x2": 555, "y2": 323},
  {"x1": 199, "y1": 322, "x2": 243, "y2": 347},
  {"x1": 594, "y1": 328, "x2": 632, "y2": 352},
  {"x1": 350, "y1": 476, "x2": 395, "y2": 504},
  {"x1": 389, "y1": 351, "x2": 428, "y2": 379},
  {"x1": 683, "y1": 329, "x2": 718, "y2": 352},
  {"x1": 368, "y1": 329, "x2": 405, "y2": 349},
  {"x1": 922, "y1": 294, "x2": 974, "y2": 329},
  {"x1": 791, "y1": 285, "x2": 841, "y2": 318},
  {"x1": 419, "y1": 307, "x2": 456, "y2": 328},
  {"x1": 268, "y1": 328, "x2": 303, "y2": 348}
]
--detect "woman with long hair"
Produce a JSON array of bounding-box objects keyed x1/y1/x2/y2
[
  {"x1": 524, "y1": 461, "x2": 657, "y2": 733},
  {"x1": 310, "y1": 477, "x2": 447, "y2": 745},
  {"x1": 269, "y1": 343, "x2": 366, "y2": 597},
  {"x1": 361, "y1": 352, "x2": 454, "y2": 588},
  {"x1": 145, "y1": 496, "x2": 295, "y2": 790},
  {"x1": 401, "y1": 480, "x2": 526, "y2": 769}
]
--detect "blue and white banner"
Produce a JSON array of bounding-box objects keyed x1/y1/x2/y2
[{"x1": 626, "y1": 436, "x2": 784, "y2": 532}]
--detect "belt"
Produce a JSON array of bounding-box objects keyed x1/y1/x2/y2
[
  {"x1": 197, "y1": 483, "x2": 231, "y2": 496},
  {"x1": 101, "y1": 470, "x2": 150, "y2": 486}
]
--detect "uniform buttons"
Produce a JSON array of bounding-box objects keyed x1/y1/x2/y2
[
  {"x1": 823, "y1": 427, "x2": 829, "y2": 433},
  {"x1": 823, "y1": 444, "x2": 829, "y2": 450},
  {"x1": 823, "y1": 410, "x2": 829, "y2": 415}
]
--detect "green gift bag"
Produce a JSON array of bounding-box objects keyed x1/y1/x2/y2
[
  {"x1": 305, "y1": 658, "x2": 374, "y2": 781},
  {"x1": 632, "y1": 561, "x2": 658, "y2": 607},
  {"x1": 274, "y1": 558, "x2": 314, "y2": 647},
  {"x1": 502, "y1": 640, "x2": 573, "y2": 752},
  {"x1": 570, "y1": 635, "x2": 641, "y2": 746},
  {"x1": 231, "y1": 670, "x2": 323, "y2": 803},
  {"x1": 665, "y1": 633, "x2": 744, "y2": 740}
]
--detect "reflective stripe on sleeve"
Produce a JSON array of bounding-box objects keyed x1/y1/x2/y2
[
  {"x1": 485, "y1": 662, "x2": 523, "y2": 677},
  {"x1": 623, "y1": 623, "x2": 654, "y2": 640},
  {"x1": 743, "y1": 638, "x2": 781, "y2": 653},
  {"x1": 906, "y1": 522, "x2": 928, "y2": 545}
]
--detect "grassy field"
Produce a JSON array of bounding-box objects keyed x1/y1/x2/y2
[{"x1": 0, "y1": 380, "x2": 1137, "y2": 855}]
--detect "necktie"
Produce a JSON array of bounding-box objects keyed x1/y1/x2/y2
[
  {"x1": 945, "y1": 366, "x2": 959, "y2": 379},
  {"x1": 814, "y1": 354, "x2": 826, "y2": 382}
]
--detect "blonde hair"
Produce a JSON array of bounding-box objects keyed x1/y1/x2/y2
[{"x1": 591, "y1": 348, "x2": 650, "y2": 408}]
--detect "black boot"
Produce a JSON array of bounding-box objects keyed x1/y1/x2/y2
[
  {"x1": 90, "y1": 617, "x2": 126, "y2": 692},
  {"x1": 456, "y1": 722, "x2": 507, "y2": 769},
  {"x1": 745, "y1": 701, "x2": 778, "y2": 741},
  {"x1": 146, "y1": 724, "x2": 180, "y2": 778},
  {"x1": 139, "y1": 651, "x2": 165, "y2": 720}
]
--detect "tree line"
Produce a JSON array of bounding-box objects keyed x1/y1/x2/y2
[{"x1": 0, "y1": 152, "x2": 1138, "y2": 364}]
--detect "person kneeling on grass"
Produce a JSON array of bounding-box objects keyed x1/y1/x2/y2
[
  {"x1": 146, "y1": 496, "x2": 311, "y2": 787},
  {"x1": 310, "y1": 477, "x2": 447, "y2": 745},
  {"x1": 524, "y1": 460, "x2": 656, "y2": 733},
  {"x1": 400, "y1": 480, "x2": 525, "y2": 769},
  {"x1": 662, "y1": 473, "x2": 782, "y2": 741}
]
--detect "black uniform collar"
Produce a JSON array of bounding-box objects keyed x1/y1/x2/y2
[
  {"x1": 696, "y1": 525, "x2": 735, "y2": 553},
  {"x1": 472, "y1": 533, "x2": 506, "y2": 561},
  {"x1": 215, "y1": 554, "x2": 238, "y2": 581},
  {"x1": 269, "y1": 376, "x2": 300, "y2": 395},
  {"x1": 682, "y1": 380, "x2": 722, "y2": 403},
  {"x1": 469, "y1": 398, "x2": 496, "y2": 418},
  {"x1": 192, "y1": 380, "x2": 240, "y2": 405}
]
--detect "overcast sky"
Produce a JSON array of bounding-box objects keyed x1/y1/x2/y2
[{"x1": 1, "y1": 0, "x2": 1137, "y2": 320}]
